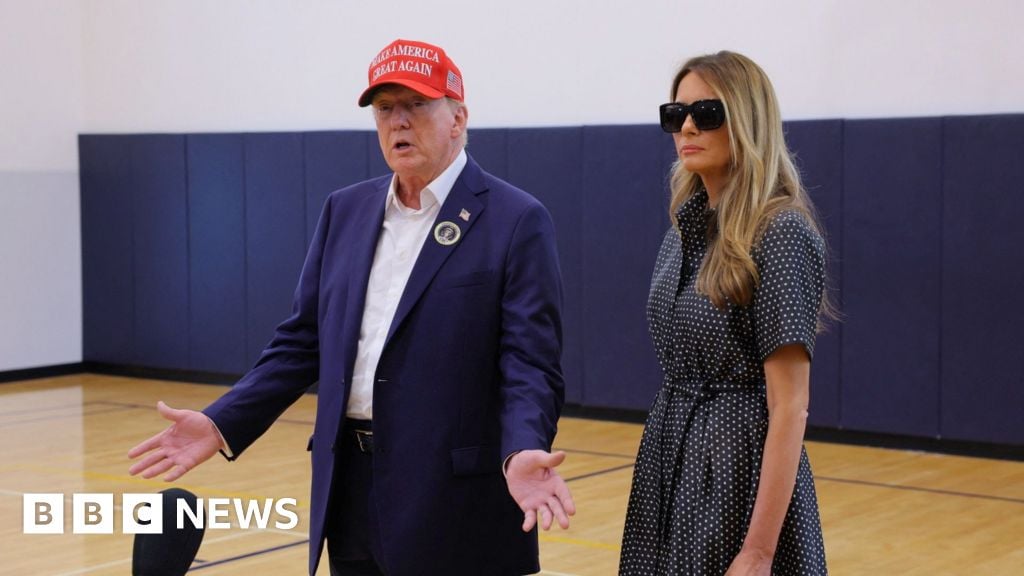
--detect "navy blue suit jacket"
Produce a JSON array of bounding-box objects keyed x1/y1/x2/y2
[{"x1": 204, "y1": 154, "x2": 565, "y2": 575}]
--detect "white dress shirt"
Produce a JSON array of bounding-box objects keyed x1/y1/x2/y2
[{"x1": 346, "y1": 150, "x2": 468, "y2": 420}]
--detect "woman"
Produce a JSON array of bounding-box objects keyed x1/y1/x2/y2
[{"x1": 620, "y1": 51, "x2": 830, "y2": 575}]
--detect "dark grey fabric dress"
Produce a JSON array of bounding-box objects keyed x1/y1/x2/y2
[{"x1": 619, "y1": 189, "x2": 828, "y2": 575}]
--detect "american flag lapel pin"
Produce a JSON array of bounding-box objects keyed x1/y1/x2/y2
[{"x1": 459, "y1": 208, "x2": 471, "y2": 222}]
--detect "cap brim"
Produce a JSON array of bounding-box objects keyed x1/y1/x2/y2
[{"x1": 358, "y1": 79, "x2": 446, "y2": 107}]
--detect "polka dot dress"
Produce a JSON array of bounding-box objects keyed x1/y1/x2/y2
[{"x1": 619, "y1": 189, "x2": 828, "y2": 575}]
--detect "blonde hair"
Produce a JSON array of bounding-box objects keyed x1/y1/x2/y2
[{"x1": 668, "y1": 51, "x2": 826, "y2": 311}]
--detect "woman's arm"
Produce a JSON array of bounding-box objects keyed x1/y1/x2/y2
[{"x1": 727, "y1": 343, "x2": 811, "y2": 575}]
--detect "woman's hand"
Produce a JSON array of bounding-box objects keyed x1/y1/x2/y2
[{"x1": 725, "y1": 547, "x2": 773, "y2": 576}]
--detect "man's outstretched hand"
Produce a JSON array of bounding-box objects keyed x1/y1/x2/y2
[
  {"x1": 505, "y1": 449, "x2": 576, "y2": 532},
  {"x1": 127, "y1": 401, "x2": 222, "y2": 482}
]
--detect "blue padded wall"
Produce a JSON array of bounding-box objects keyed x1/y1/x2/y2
[
  {"x1": 941, "y1": 115, "x2": 1024, "y2": 444},
  {"x1": 187, "y1": 134, "x2": 247, "y2": 375},
  {"x1": 784, "y1": 120, "x2": 844, "y2": 428},
  {"x1": 79, "y1": 115, "x2": 1024, "y2": 446},
  {"x1": 842, "y1": 118, "x2": 943, "y2": 437},
  {"x1": 581, "y1": 125, "x2": 671, "y2": 410},
  {"x1": 464, "y1": 128, "x2": 508, "y2": 180},
  {"x1": 80, "y1": 136, "x2": 135, "y2": 364},
  {"x1": 243, "y1": 133, "x2": 308, "y2": 366},
  {"x1": 507, "y1": 127, "x2": 585, "y2": 404},
  {"x1": 304, "y1": 132, "x2": 370, "y2": 245},
  {"x1": 130, "y1": 136, "x2": 190, "y2": 369},
  {"x1": 367, "y1": 132, "x2": 391, "y2": 178}
]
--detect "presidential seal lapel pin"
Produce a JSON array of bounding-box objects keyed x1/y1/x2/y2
[{"x1": 434, "y1": 221, "x2": 461, "y2": 246}]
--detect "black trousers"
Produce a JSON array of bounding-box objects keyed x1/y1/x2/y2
[{"x1": 326, "y1": 420, "x2": 386, "y2": 576}]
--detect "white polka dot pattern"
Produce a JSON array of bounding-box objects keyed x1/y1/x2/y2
[{"x1": 619, "y1": 189, "x2": 828, "y2": 575}]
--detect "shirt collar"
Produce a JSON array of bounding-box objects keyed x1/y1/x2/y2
[{"x1": 385, "y1": 149, "x2": 468, "y2": 213}]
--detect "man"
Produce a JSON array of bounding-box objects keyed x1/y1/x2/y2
[{"x1": 128, "y1": 39, "x2": 574, "y2": 576}]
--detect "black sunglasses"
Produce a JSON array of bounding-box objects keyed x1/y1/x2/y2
[{"x1": 659, "y1": 100, "x2": 726, "y2": 133}]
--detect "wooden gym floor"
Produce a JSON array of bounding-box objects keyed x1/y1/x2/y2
[{"x1": 1, "y1": 374, "x2": 1021, "y2": 575}]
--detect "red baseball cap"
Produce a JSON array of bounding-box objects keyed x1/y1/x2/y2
[{"x1": 358, "y1": 39, "x2": 465, "y2": 107}]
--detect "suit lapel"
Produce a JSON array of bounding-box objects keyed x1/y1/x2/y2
[{"x1": 384, "y1": 156, "x2": 487, "y2": 345}]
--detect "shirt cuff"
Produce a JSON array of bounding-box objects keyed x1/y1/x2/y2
[
  {"x1": 208, "y1": 416, "x2": 234, "y2": 459},
  {"x1": 503, "y1": 451, "x2": 520, "y2": 478}
]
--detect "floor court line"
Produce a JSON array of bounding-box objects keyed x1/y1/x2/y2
[
  {"x1": 91, "y1": 400, "x2": 157, "y2": 408},
  {"x1": 263, "y1": 526, "x2": 310, "y2": 538},
  {"x1": 52, "y1": 557, "x2": 132, "y2": 576},
  {"x1": 565, "y1": 462, "x2": 635, "y2": 483},
  {"x1": 187, "y1": 539, "x2": 309, "y2": 572},
  {"x1": 0, "y1": 402, "x2": 99, "y2": 417},
  {"x1": 0, "y1": 406, "x2": 135, "y2": 428},
  {"x1": 559, "y1": 447, "x2": 636, "y2": 460},
  {"x1": 90, "y1": 399, "x2": 319, "y2": 429},
  {"x1": 816, "y1": 475, "x2": 1024, "y2": 504}
]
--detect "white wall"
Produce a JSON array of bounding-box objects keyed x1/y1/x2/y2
[
  {"x1": 2, "y1": 0, "x2": 1022, "y2": 371},
  {"x1": 0, "y1": 0, "x2": 82, "y2": 371},
  {"x1": 79, "y1": 0, "x2": 1024, "y2": 133}
]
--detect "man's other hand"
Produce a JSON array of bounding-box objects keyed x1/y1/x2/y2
[
  {"x1": 505, "y1": 449, "x2": 576, "y2": 532},
  {"x1": 127, "y1": 401, "x2": 222, "y2": 482}
]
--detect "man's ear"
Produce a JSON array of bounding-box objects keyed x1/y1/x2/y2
[{"x1": 452, "y1": 104, "x2": 468, "y2": 138}]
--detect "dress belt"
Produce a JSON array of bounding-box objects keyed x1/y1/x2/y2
[
  {"x1": 343, "y1": 418, "x2": 374, "y2": 453},
  {"x1": 664, "y1": 378, "x2": 761, "y2": 398},
  {"x1": 649, "y1": 378, "x2": 762, "y2": 563}
]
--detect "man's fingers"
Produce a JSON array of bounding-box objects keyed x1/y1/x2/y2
[
  {"x1": 548, "y1": 497, "x2": 570, "y2": 529},
  {"x1": 163, "y1": 464, "x2": 188, "y2": 482},
  {"x1": 516, "y1": 449, "x2": 568, "y2": 472},
  {"x1": 507, "y1": 451, "x2": 575, "y2": 532},
  {"x1": 128, "y1": 449, "x2": 166, "y2": 476},
  {"x1": 140, "y1": 458, "x2": 176, "y2": 480},
  {"x1": 538, "y1": 504, "x2": 553, "y2": 531},
  {"x1": 522, "y1": 509, "x2": 537, "y2": 532},
  {"x1": 127, "y1": 432, "x2": 163, "y2": 459},
  {"x1": 527, "y1": 449, "x2": 566, "y2": 470},
  {"x1": 555, "y1": 480, "x2": 576, "y2": 516},
  {"x1": 156, "y1": 401, "x2": 189, "y2": 423},
  {"x1": 546, "y1": 450, "x2": 566, "y2": 467},
  {"x1": 128, "y1": 403, "x2": 205, "y2": 482}
]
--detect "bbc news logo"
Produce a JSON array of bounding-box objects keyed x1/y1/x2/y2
[{"x1": 23, "y1": 493, "x2": 299, "y2": 534}]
